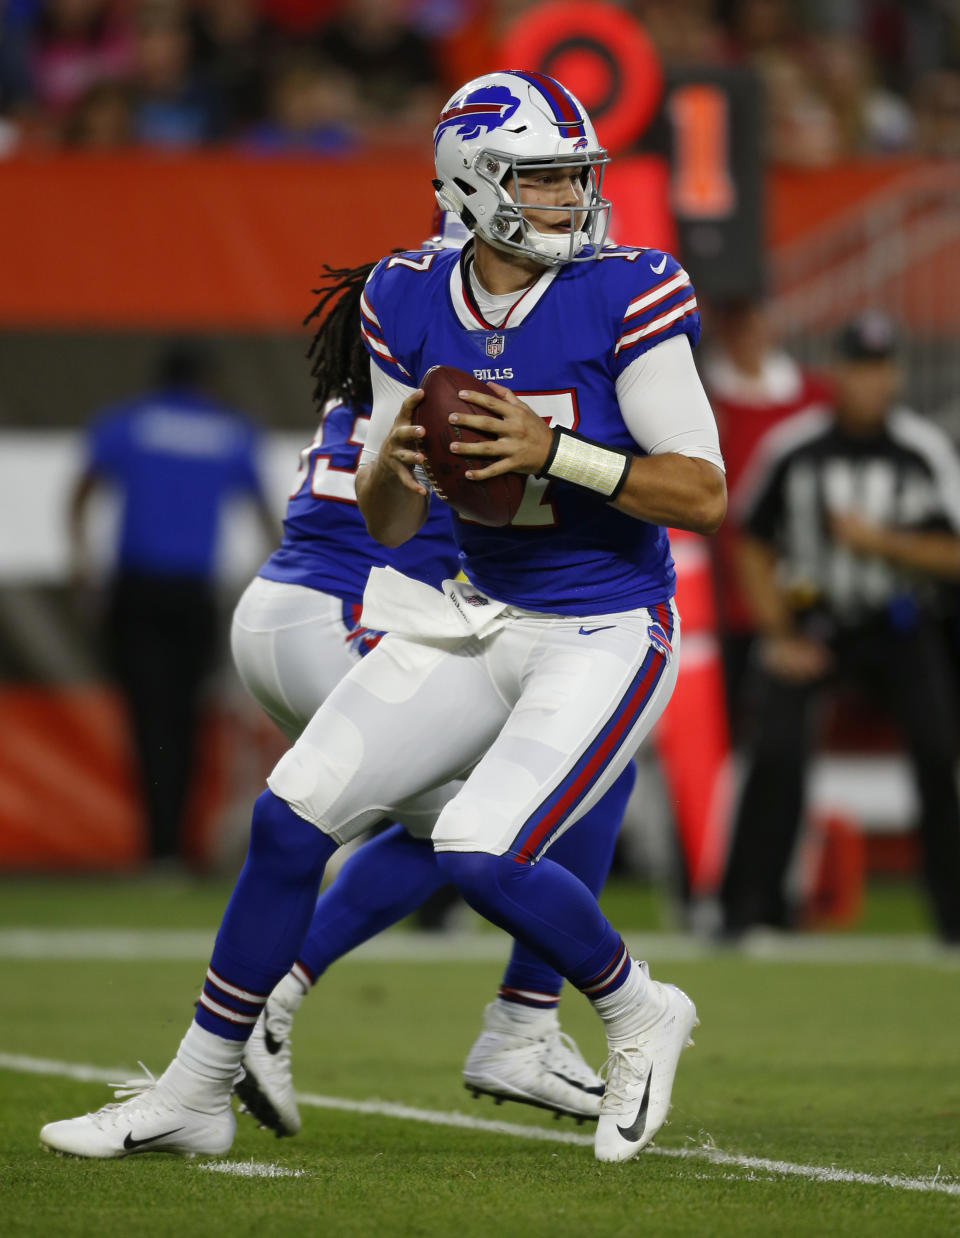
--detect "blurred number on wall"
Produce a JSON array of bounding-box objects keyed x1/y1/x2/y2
[{"x1": 662, "y1": 67, "x2": 765, "y2": 301}]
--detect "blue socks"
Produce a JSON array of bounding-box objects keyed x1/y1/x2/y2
[
  {"x1": 194, "y1": 790, "x2": 336, "y2": 1040},
  {"x1": 294, "y1": 824, "x2": 446, "y2": 982},
  {"x1": 434, "y1": 849, "x2": 631, "y2": 999},
  {"x1": 496, "y1": 765, "x2": 635, "y2": 1006},
  {"x1": 289, "y1": 767, "x2": 635, "y2": 1008},
  {"x1": 196, "y1": 763, "x2": 636, "y2": 1040}
]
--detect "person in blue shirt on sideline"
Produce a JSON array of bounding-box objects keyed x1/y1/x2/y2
[{"x1": 68, "y1": 341, "x2": 277, "y2": 867}]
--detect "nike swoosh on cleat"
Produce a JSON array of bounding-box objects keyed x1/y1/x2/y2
[
  {"x1": 650, "y1": 255, "x2": 668, "y2": 274},
  {"x1": 548, "y1": 1070, "x2": 605, "y2": 1097},
  {"x1": 616, "y1": 1068, "x2": 653, "y2": 1142},
  {"x1": 123, "y1": 1127, "x2": 185, "y2": 1150},
  {"x1": 263, "y1": 1027, "x2": 284, "y2": 1056},
  {"x1": 578, "y1": 625, "x2": 615, "y2": 636}
]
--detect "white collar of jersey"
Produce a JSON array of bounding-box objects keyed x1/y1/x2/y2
[{"x1": 450, "y1": 244, "x2": 561, "y2": 333}]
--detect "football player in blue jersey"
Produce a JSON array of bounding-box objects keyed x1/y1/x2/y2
[
  {"x1": 230, "y1": 231, "x2": 636, "y2": 1132},
  {"x1": 42, "y1": 71, "x2": 725, "y2": 1164}
]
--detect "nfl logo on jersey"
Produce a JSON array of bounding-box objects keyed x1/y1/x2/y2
[{"x1": 485, "y1": 333, "x2": 505, "y2": 358}]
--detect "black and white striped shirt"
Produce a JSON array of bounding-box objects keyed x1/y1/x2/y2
[{"x1": 735, "y1": 408, "x2": 960, "y2": 623}]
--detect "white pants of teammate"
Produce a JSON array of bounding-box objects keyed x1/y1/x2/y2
[
  {"x1": 267, "y1": 594, "x2": 680, "y2": 859},
  {"x1": 230, "y1": 576, "x2": 456, "y2": 839}
]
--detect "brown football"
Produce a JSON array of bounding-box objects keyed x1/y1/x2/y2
[{"x1": 417, "y1": 365, "x2": 524, "y2": 528}]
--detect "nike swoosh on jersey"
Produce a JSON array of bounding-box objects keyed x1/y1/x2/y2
[
  {"x1": 548, "y1": 1070, "x2": 605, "y2": 1097},
  {"x1": 123, "y1": 1126, "x2": 186, "y2": 1150},
  {"x1": 616, "y1": 1068, "x2": 653, "y2": 1141},
  {"x1": 650, "y1": 255, "x2": 668, "y2": 274},
  {"x1": 578, "y1": 625, "x2": 615, "y2": 636}
]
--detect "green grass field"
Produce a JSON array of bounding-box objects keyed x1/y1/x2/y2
[{"x1": 2, "y1": 877, "x2": 959, "y2": 1237}]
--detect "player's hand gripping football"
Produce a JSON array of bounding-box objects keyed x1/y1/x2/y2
[
  {"x1": 378, "y1": 388, "x2": 429, "y2": 495},
  {"x1": 449, "y1": 384, "x2": 554, "y2": 480}
]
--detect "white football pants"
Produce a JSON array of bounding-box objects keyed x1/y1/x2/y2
[
  {"x1": 268, "y1": 595, "x2": 679, "y2": 859},
  {"x1": 230, "y1": 576, "x2": 457, "y2": 839}
]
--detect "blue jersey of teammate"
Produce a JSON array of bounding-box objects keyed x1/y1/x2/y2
[
  {"x1": 259, "y1": 398, "x2": 459, "y2": 600},
  {"x1": 360, "y1": 243, "x2": 701, "y2": 615}
]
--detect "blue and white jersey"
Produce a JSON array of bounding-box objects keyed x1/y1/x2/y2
[
  {"x1": 361, "y1": 244, "x2": 701, "y2": 614},
  {"x1": 259, "y1": 399, "x2": 459, "y2": 600}
]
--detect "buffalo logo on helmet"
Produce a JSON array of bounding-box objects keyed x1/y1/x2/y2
[
  {"x1": 485, "y1": 333, "x2": 506, "y2": 358},
  {"x1": 573, "y1": 137, "x2": 589, "y2": 151},
  {"x1": 434, "y1": 85, "x2": 521, "y2": 150}
]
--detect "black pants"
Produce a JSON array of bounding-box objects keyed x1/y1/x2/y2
[
  {"x1": 721, "y1": 619, "x2": 960, "y2": 941},
  {"x1": 105, "y1": 572, "x2": 218, "y2": 861}
]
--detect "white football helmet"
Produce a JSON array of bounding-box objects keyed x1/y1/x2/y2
[{"x1": 433, "y1": 70, "x2": 610, "y2": 266}]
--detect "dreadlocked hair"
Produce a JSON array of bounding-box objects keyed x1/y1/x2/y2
[{"x1": 303, "y1": 260, "x2": 380, "y2": 410}]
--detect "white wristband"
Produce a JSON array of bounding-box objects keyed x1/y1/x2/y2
[{"x1": 540, "y1": 429, "x2": 631, "y2": 499}]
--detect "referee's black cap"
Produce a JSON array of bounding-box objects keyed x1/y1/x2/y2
[{"x1": 835, "y1": 310, "x2": 899, "y2": 361}]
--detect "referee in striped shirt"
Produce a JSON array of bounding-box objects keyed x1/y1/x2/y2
[{"x1": 720, "y1": 311, "x2": 960, "y2": 943}]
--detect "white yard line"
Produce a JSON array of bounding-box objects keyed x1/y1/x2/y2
[
  {"x1": 197, "y1": 1160, "x2": 308, "y2": 1178},
  {"x1": 2, "y1": 1053, "x2": 129, "y2": 1084},
  {"x1": 0, "y1": 930, "x2": 219, "y2": 960},
  {"x1": 0, "y1": 928, "x2": 957, "y2": 966},
  {"x1": 296, "y1": 1089, "x2": 596, "y2": 1149},
  {"x1": 4, "y1": 1051, "x2": 958, "y2": 1199}
]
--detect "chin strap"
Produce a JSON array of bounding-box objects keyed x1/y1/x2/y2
[{"x1": 526, "y1": 227, "x2": 590, "y2": 263}]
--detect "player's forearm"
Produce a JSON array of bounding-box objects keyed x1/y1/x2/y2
[
  {"x1": 871, "y1": 528, "x2": 960, "y2": 580},
  {"x1": 609, "y1": 454, "x2": 726, "y2": 535},
  {"x1": 356, "y1": 460, "x2": 428, "y2": 547},
  {"x1": 737, "y1": 537, "x2": 794, "y2": 635}
]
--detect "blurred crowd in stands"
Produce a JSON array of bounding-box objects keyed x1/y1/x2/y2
[{"x1": 0, "y1": 0, "x2": 958, "y2": 162}]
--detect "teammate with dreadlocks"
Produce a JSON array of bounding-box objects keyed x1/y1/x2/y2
[
  {"x1": 231, "y1": 255, "x2": 459, "y2": 730},
  {"x1": 303, "y1": 261, "x2": 377, "y2": 409},
  {"x1": 227, "y1": 227, "x2": 636, "y2": 1136}
]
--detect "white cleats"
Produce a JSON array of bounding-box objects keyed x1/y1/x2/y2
[
  {"x1": 594, "y1": 977, "x2": 698, "y2": 1163},
  {"x1": 39, "y1": 1065, "x2": 235, "y2": 1159},
  {"x1": 463, "y1": 1002, "x2": 604, "y2": 1121},
  {"x1": 235, "y1": 997, "x2": 301, "y2": 1137}
]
